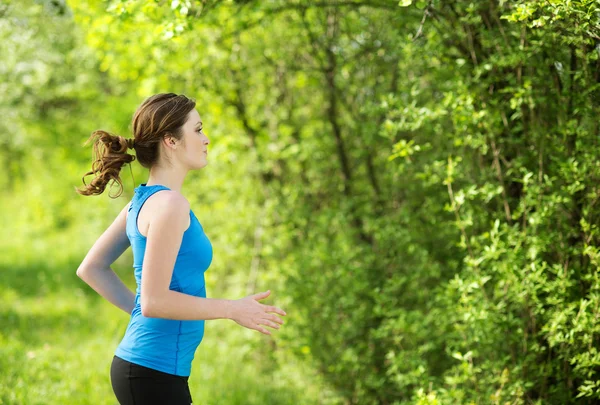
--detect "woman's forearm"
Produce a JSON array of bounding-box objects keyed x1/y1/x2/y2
[
  {"x1": 142, "y1": 290, "x2": 234, "y2": 321},
  {"x1": 76, "y1": 266, "x2": 235, "y2": 321},
  {"x1": 76, "y1": 266, "x2": 135, "y2": 315}
]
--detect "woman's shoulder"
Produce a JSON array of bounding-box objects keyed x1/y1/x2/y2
[
  {"x1": 134, "y1": 191, "x2": 191, "y2": 237},
  {"x1": 147, "y1": 190, "x2": 190, "y2": 214}
]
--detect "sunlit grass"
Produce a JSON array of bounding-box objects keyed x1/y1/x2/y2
[{"x1": 0, "y1": 250, "x2": 340, "y2": 405}]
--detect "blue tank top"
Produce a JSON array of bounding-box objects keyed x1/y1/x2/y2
[{"x1": 115, "y1": 183, "x2": 213, "y2": 376}]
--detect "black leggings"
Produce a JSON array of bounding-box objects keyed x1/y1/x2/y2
[{"x1": 110, "y1": 355, "x2": 193, "y2": 405}]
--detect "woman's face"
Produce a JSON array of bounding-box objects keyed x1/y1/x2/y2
[{"x1": 178, "y1": 109, "x2": 210, "y2": 170}]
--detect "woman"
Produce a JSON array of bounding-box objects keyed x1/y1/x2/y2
[{"x1": 75, "y1": 93, "x2": 287, "y2": 405}]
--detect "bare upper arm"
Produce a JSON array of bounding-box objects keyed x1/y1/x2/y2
[
  {"x1": 140, "y1": 192, "x2": 190, "y2": 314},
  {"x1": 77, "y1": 202, "x2": 132, "y2": 273}
]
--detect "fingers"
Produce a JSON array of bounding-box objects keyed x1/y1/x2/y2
[
  {"x1": 265, "y1": 305, "x2": 287, "y2": 316},
  {"x1": 255, "y1": 324, "x2": 271, "y2": 335},
  {"x1": 265, "y1": 313, "x2": 284, "y2": 325},
  {"x1": 252, "y1": 292, "x2": 288, "y2": 317},
  {"x1": 253, "y1": 290, "x2": 271, "y2": 300},
  {"x1": 255, "y1": 318, "x2": 280, "y2": 335},
  {"x1": 246, "y1": 290, "x2": 287, "y2": 336},
  {"x1": 260, "y1": 319, "x2": 281, "y2": 330}
]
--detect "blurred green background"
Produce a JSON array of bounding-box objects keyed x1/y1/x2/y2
[{"x1": 0, "y1": 0, "x2": 599, "y2": 404}]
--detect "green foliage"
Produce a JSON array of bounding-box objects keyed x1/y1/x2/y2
[{"x1": 382, "y1": 0, "x2": 600, "y2": 403}]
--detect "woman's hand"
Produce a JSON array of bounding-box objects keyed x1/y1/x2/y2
[{"x1": 230, "y1": 290, "x2": 287, "y2": 335}]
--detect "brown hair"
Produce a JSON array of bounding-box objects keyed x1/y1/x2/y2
[{"x1": 75, "y1": 93, "x2": 196, "y2": 198}]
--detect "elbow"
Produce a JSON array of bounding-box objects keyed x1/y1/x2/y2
[
  {"x1": 141, "y1": 304, "x2": 153, "y2": 318},
  {"x1": 76, "y1": 266, "x2": 87, "y2": 279},
  {"x1": 141, "y1": 298, "x2": 158, "y2": 318},
  {"x1": 141, "y1": 290, "x2": 169, "y2": 318},
  {"x1": 77, "y1": 262, "x2": 98, "y2": 279}
]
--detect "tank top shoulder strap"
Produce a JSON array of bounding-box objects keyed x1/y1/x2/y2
[{"x1": 128, "y1": 183, "x2": 172, "y2": 216}]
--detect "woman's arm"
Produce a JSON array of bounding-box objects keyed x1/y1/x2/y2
[
  {"x1": 78, "y1": 265, "x2": 233, "y2": 319},
  {"x1": 138, "y1": 192, "x2": 231, "y2": 320},
  {"x1": 141, "y1": 290, "x2": 234, "y2": 320},
  {"x1": 75, "y1": 196, "x2": 234, "y2": 320},
  {"x1": 77, "y1": 265, "x2": 136, "y2": 314},
  {"x1": 139, "y1": 192, "x2": 285, "y2": 335},
  {"x1": 77, "y1": 202, "x2": 135, "y2": 315}
]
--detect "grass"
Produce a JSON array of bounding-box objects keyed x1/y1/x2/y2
[{"x1": 0, "y1": 249, "x2": 341, "y2": 405}]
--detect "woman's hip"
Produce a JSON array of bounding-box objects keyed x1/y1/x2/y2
[{"x1": 110, "y1": 355, "x2": 193, "y2": 405}]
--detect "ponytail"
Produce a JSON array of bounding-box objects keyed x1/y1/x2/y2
[{"x1": 75, "y1": 130, "x2": 136, "y2": 198}]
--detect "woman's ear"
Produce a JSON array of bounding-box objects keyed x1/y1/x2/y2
[{"x1": 162, "y1": 134, "x2": 177, "y2": 150}]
